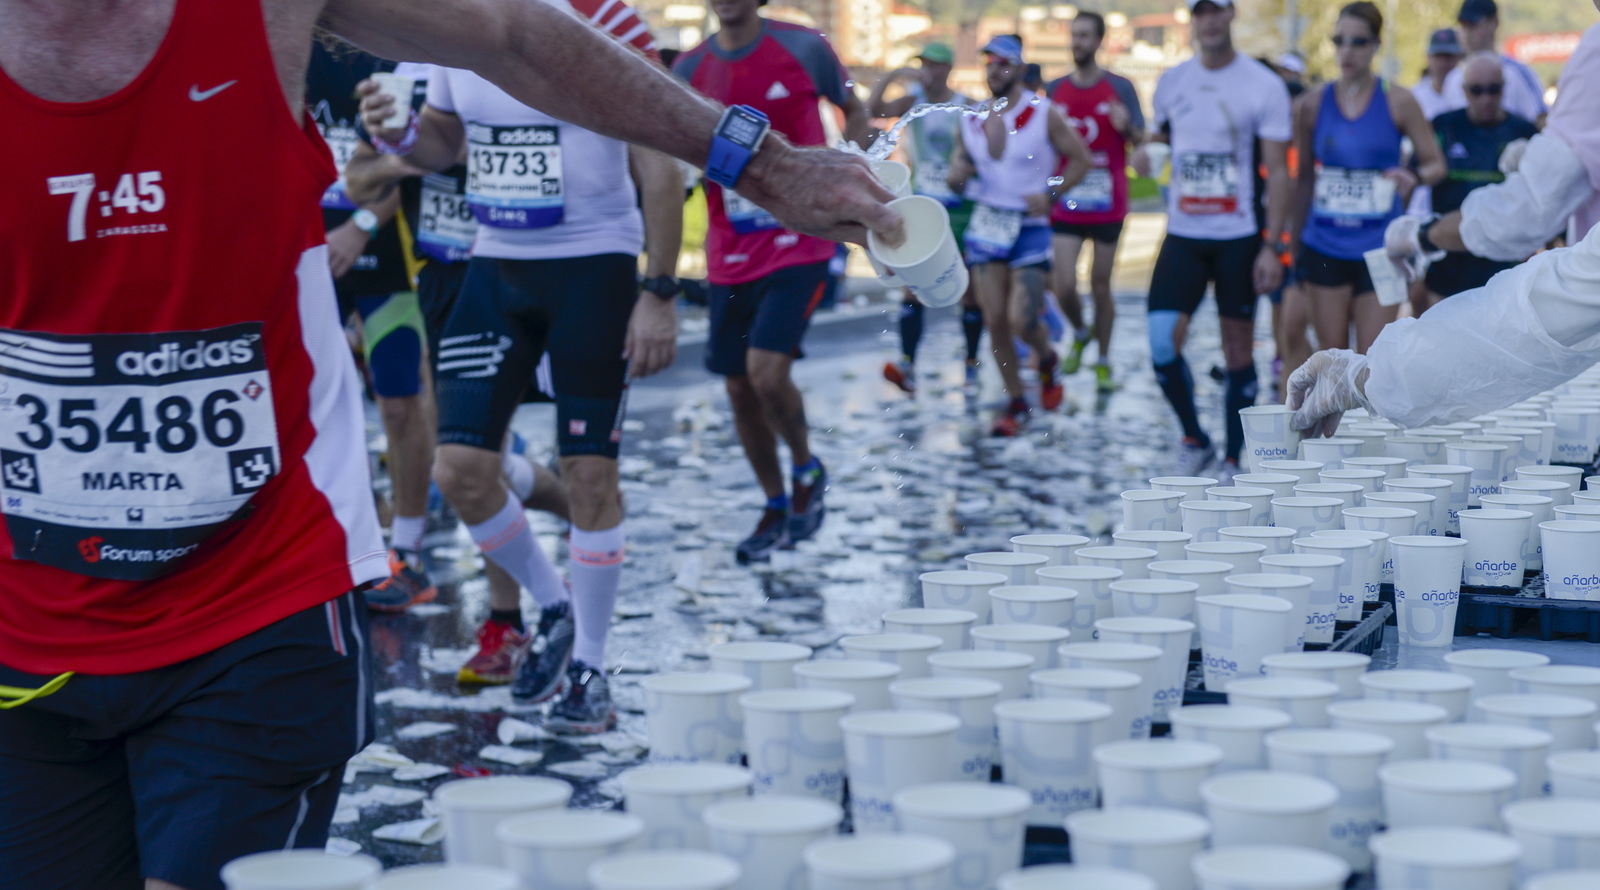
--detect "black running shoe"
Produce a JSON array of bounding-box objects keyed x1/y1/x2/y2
[
  {"x1": 511, "y1": 601, "x2": 574, "y2": 702},
  {"x1": 735, "y1": 508, "x2": 791, "y2": 564},
  {"x1": 546, "y1": 661, "x2": 617, "y2": 735},
  {"x1": 789, "y1": 461, "x2": 828, "y2": 544}
]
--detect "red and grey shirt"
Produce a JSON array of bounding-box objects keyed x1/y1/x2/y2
[
  {"x1": 1047, "y1": 71, "x2": 1144, "y2": 225},
  {"x1": 673, "y1": 20, "x2": 850, "y2": 285}
]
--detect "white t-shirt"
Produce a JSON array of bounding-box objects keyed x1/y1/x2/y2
[
  {"x1": 1152, "y1": 55, "x2": 1293, "y2": 240},
  {"x1": 426, "y1": 68, "x2": 643, "y2": 260},
  {"x1": 1441, "y1": 53, "x2": 1547, "y2": 124}
]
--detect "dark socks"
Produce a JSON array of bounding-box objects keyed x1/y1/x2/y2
[
  {"x1": 1154, "y1": 357, "x2": 1209, "y2": 446},
  {"x1": 898, "y1": 301, "x2": 923, "y2": 364},
  {"x1": 766, "y1": 493, "x2": 790, "y2": 512},
  {"x1": 962, "y1": 308, "x2": 984, "y2": 362},
  {"x1": 490, "y1": 608, "x2": 525, "y2": 632},
  {"x1": 1225, "y1": 364, "x2": 1259, "y2": 463}
]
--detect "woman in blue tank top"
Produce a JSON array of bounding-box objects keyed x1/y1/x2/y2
[{"x1": 1290, "y1": 2, "x2": 1445, "y2": 354}]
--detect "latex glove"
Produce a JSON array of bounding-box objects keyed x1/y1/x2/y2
[
  {"x1": 1499, "y1": 138, "x2": 1530, "y2": 175},
  {"x1": 1287, "y1": 348, "x2": 1375, "y2": 438},
  {"x1": 1383, "y1": 215, "x2": 1441, "y2": 283}
]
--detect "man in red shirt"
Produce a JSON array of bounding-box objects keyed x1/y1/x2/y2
[
  {"x1": 1048, "y1": 11, "x2": 1146, "y2": 394},
  {"x1": 674, "y1": 0, "x2": 874, "y2": 564}
]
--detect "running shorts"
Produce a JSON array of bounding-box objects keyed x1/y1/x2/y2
[
  {"x1": 1297, "y1": 244, "x2": 1376, "y2": 295},
  {"x1": 1424, "y1": 251, "x2": 1515, "y2": 299},
  {"x1": 354, "y1": 292, "x2": 426, "y2": 398},
  {"x1": 705, "y1": 261, "x2": 831, "y2": 378},
  {"x1": 1147, "y1": 233, "x2": 1262, "y2": 321},
  {"x1": 416, "y1": 259, "x2": 471, "y2": 374},
  {"x1": 1051, "y1": 220, "x2": 1125, "y2": 244},
  {"x1": 965, "y1": 223, "x2": 1053, "y2": 269},
  {"x1": 436, "y1": 254, "x2": 636, "y2": 459}
]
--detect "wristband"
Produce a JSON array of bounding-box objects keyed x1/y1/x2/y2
[
  {"x1": 1417, "y1": 221, "x2": 1439, "y2": 254},
  {"x1": 640, "y1": 275, "x2": 679, "y2": 301},
  {"x1": 372, "y1": 110, "x2": 421, "y2": 156}
]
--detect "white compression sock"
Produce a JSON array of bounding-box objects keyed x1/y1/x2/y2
[
  {"x1": 390, "y1": 514, "x2": 425, "y2": 553},
  {"x1": 465, "y1": 494, "x2": 568, "y2": 609},
  {"x1": 569, "y1": 523, "x2": 625, "y2": 668},
  {"x1": 502, "y1": 450, "x2": 536, "y2": 504}
]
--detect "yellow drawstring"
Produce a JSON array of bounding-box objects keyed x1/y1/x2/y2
[{"x1": 0, "y1": 672, "x2": 74, "y2": 709}]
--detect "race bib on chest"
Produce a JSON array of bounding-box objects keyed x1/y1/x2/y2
[
  {"x1": 466, "y1": 123, "x2": 564, "y2": 229},
  {"x1": 1059, "y1": 164, "x2": 1113, "y2": 213},
  {"x1": 319, "y1": 123, "x2": 361, "y2": 210},
  {"x1": 417, "y1": 171, "x2": 477, "y2": 262},
  {"x1": 1176, "y1": 152, "x2": 1239, "y2": 215},
  {"x1": 1313, "y1": 167, "x2": 1396, "y2": 228},
  {"x1": 721, "y1": 189, "x2": 781, "y2": 235},
  {"x1": 0, "y1": 324, "x2": 281, "y2": 580},
  {"x1": 967, "y1": 204, "x2": 1023, "y2": 252}
]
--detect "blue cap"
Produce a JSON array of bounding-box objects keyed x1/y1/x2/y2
[
  {"x1": 982, "y1": 35, "x2": 1024, "y2": 65},
  {"x1": 1428, "y1": 28, "x2": 1463, "y2": 55}
]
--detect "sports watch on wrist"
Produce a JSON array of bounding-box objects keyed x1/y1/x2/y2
[
  {"x1": 640, "y1": 275, "x2": 680, "y2": 301},
  {"x1": 351, "y1": 208, "x2": 380, "y2": 238},
  {"x1": 705, "y1": 105, "x2": 771, "y2": 189}
]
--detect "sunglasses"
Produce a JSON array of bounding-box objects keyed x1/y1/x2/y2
[
  {"x1": 1466, "y1": 84, "x2": 1503, "y2": 96},
  {"x1": 1330, "y1": 36, "x2": 1373, "y2": 48}
]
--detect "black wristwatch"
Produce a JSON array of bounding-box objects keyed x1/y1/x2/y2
[
  {"x1": 640, "y1": 275, "x2": 680, "y2": 301},
  {"x1": 1417, "y1": 220, "x2": 1440, "y2": 254}
]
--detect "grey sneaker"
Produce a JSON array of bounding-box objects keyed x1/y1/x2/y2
[
  {"x1": 546, "y1": 661, "x2": 617, "y2": 735},
  {"x1": 1176, "y1": 438, "x2": 1217, "y2": 477},
  {"x1": 511, "y1": 601, "x2": 574, "y2": 703}
]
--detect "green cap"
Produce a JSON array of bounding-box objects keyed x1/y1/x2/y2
[{"x1": 918, "y1": 43, "x2": 954, "y2": 65}]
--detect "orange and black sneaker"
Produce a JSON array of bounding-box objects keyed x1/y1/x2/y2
[
  {"x1": 882, "y1": 359, "x2": 916, "y2": 395},
  {"x1": 990, "y1": 397, "x2": 1032, "y2": 437},
  {"x1": 363, "y1": 550, "x2": 438, "y2": 612},
  {"x1": 1039, "y1": 350, "x2": 1064, "y2": 411},
  {"x1": 458, "y1": 618, "x2": 532, "y2": 685}
]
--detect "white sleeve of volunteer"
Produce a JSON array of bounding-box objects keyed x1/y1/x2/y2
[
  {"x1": 1459, "y1": 132, "x2": 1594, "y2": 261},
  {"x1": 1365, "y1": 224, "x2": 1600, "y2": 427}
]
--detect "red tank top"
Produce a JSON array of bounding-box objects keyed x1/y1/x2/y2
[
  {"x1": 1049, "y1": 75, "x2": 1130, "y2": 226},
  {"x1": 0, "y1": 0, "x2": 387, "y2": 674}
]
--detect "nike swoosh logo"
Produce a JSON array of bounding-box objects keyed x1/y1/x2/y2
[{"x1": 189, "y1": 80, "x2": 238, "y2": 102}]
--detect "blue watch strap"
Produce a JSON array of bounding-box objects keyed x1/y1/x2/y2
[{"x1": 706, "y1": 105, "x2": 768, "y2": 189}]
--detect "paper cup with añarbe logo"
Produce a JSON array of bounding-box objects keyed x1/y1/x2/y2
[
  {"x1": 867, "y1": 195, "x2": 966, "y2": 308},
  {"x1": 865, "y1": 161, "x2": 911, "y2": 285},
  {"x1": 1457, "y1": 508, "x2": 1533, "y2": 588},
  {"x1": 1239, "y1": 405, "x2": 1302, "y2": 473},
  {"x1": 1540, "y1": 519, "x2": 1600, "y2": 600},
  {"x1": 1390, "y1": 535, "x2": 1468, "y2": 647},
  {"x1": 1195, "y1": 594, "x2": 1294, "y2": 693},
  {"x1": 370, "y1": 71, "x2": 415, "y2": 129}
]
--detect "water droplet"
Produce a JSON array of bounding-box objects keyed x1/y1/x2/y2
[
  {"x1": 1029, "y1": 96, "x2": 1041, "y2": 105},
  {"x1": 1047, "y1": 176, "x2": 1065, "y2": 187},
  {"x1": 1026, "y1": 155, "x2": 1034, "y2": 160}
]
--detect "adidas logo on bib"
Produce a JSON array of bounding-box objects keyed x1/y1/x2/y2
[{"x1": 766, "y1": 81, "x2": 790, "y2": 101}]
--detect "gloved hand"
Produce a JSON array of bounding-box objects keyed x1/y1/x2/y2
[
  {"x1": 1288, "y1": 349, "x2": 1375, "y2": 438},
  {"x1": 1499, "y1": 138, "x2": 1530, "y2": 175},
  {"x1": 1383, "y1": 216, "x2": 1430, "y2": 282}
]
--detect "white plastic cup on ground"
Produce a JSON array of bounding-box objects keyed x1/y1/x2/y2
[
  {"x1": 919, "y1": 570, "x2": 1007, "y2": 618},
  {"x1": 1327, "y1": 700, "x2": 1451, "y2": 762},
  {"x1": 1265, "y1": 728, "x2": 1393, "y2": 870},
  {"x1": 1291, "y1": 537, "x2": 1375, "y2": 622},
  {"x1": 965, "y1": 551, "x2": 1048, "y2": 586},
  {"x1": 1458, "y1": 509, "x2": 1533, "y2": 587},
  {"x1": 839, "y1": 710, "x2": 961, "y2": 833},
  {"x1": 1262, "y1": 651, "x2": 1370, "y2": 700},
  {"x1": 1109, "y1": 579, "x2": 1199, "y2": 625},
  {"x1": 1321, "y1": 468, "x2": 1388, "y2": 500},
  {"x1": 1227, "y1": 678, "x2": 1339, "y2": 728},
  {"x1": 1199, "y1": 770, "x2": 1338, "y2": 851},
  {"x1": 587, "y1": 851, "x2": 740, "y2": 890},
  {"x1": 1343, "y1": 507, "x2": 1424, "y2": 561},
  {"x1": 220, "y1": 851, "x2": 382, "y2": 890},
  {"x1": 739, "y1": 689, "x2": 852, "y2": 802},
  {"x1": 1501, "y1": 798, "x2": 1600, "y2": 880},
  {"x1": 882, "y1": 608, "x2": 977, "y2": 652},
  {"x1": 867, "y1": 195, "x2": 967, "y2": 308},
  {"x1": 369, "y1": 71, "x2": 415, "y2": 129},
  {"x1": 1169, "y1": 704, "x2": 1292, "y2": 772},
  {"x1": 1368, "y1": 827, "x2": 1521, "y2": 890},
  {"x1": 1442, "y1": 648, "x2": 1549, "y2": 699},
  {"x1": 496, "y1": 810, "x2": 645, "y2": 890},
  {"x1": 1190, "y1": 846, "x2": 1350, "y2": 890},
  {"x1": 618, "y1": 763, "x2": 753, "y2": 851},
  {"x1": 1511, "y1": 664, "x2": 1600, "y2": 707},
  {"x1": 1407, "y1": 464, "x2": 1475, "y2": 533},
  {"x1": 432, "y1": 776, "x2": 571, "y2": 866},
  {"x1": 1150, "y1": 476, "x2": 1221, "y2": 503},
  {"x1": 1234, "y1": 473, "x2": 1302, "y2": 503},
  {"x1": 1476, "y1": 693, "x2": 1597, "y2": 753},
  {"x1": 1056, "y1": 641, "x2": 1163, "y2": 736},
  {"x1": 893, "y1": 783, "x2": 1030, "y2": 890},
  {"x1": 1378, "y1": 758, "x2": 1517, "y2": 830},
  {"x1": 1312, "y1": 529, "x2": 1392, "y2": 591},
  {"x1": 1259, "y1": 554, "x2": 1344, "y2": 644},
  {"x1": 1207, "y1": 486, "x2": 1277, "y2": 527},
  {"x1": 793, "y1": 660, "x2": 900, "y2": 713},
  {"x1": 1114, "y1": 529, "x2": 1194, "y2": 562},
  {"x1": 1387, "y1": 436, "x2": 1449, "y2": 464},
  {"x1": 1218, "y1": 526, "x2": 1297, "y2": 558},
  {"x1": 1028, "y1": 667, "x2": 1146, "y2": 741},
  {"x1": 1010, "y1": 533, "x2": 1091, "y2": 566},
  {"x1": 1075, "y1": 546, "x2": 1158, "y2": 581},
  {"x1": 1148, "y1": 560, "x2": 1234, "y2": 601},
  {"x1": 1548, "y1": 749, "x2": 1600, "y2": 798},
  {"x1": 1195, "y1": 594, "x2": 1294, "y2": 692},
  {"x1": 1184, "y1": 542, "x2": 1268, "y2": 576},
  {"x1": 1096, "y1": 617, "x2": 1195, "y2": 723},
  {"x1": 1295, "y1": 483, "x2": 1365, "y2": 511},
  {"x1": 1272, "y1": 496, "x2": 1347, "y2": 539},
  {"x1": 1539, "y1": 520, "x2": 1600, "y2": 600},
  {"x1": 1240, "y1": 404, "x2": 1303, "y2": 472},
  {"x1": 1066, "y1": 807, "x2": 1211, "y2": 890},
  {"x1": 642, "y1": 672, "x2": 753, "y2": 765},
  {"x1": 1360, "y1": 669, "x2": 1474, "y2": 722},
  {"x1": 371, "y1": 865, "x2": 519, "y2": 890},
  {"x1": 1390, "y1": 536, "x2": 1468, "y2": 647},
  {"x1": 1470, "y1": 430, "x2": 1542, "y2": 472},
  {"x1": 803, "y1": 834, "x2": 954, "y2": 890},
  {"x1": 928, "y1": 650, "x2": 1033, "y2": 703},
  {"x1": 1384, "y1": 477, "x2": 1456, "y2": 536},
  {"x1": 1343, "y1": 455, "x2": 1409, "y2": 481},
  {"x1": 986, "y1": 585, "x2": 1076, "y2": 630},
  {"x1": 838, "y1": 633, "x2": 943, "y2": 680},
  {"x1": 1037, "y1": 565, "x2": 1122, "y2": 638},
  {"x1": 1547, "y1": 407, "x2": 1600, "y2": 464},
  {"x1": 1224, "y1": 573, "x2": 1313, "y2": 651},
  {"x1": 972, "y1": 623, "x2": 1070, "y2": 670},
  {"x1": 1092, "y1": 739, "x2": 1224, "y2": 814},
  {"x1": 1478, "y1": 494, "x2": 1553, "y2": 570},
  {"x1": 1182, "y1": 501, "x2": 1252, "y2": 544},
  {"x1": 1448, "y1": 443, "x2": 1512, "y2": 503},
  {"x1": 1364, "y1": 491, "x2": 1443, "y2": 536},
  {"x1": 1427, "y1": 722, "x2": 1553, "y2": 800},
  {"x1": 890, "y1": 677, "x2": 1003, "y2": 782},
  {"x1": 1300, "y1": 438, "x2": 1363, "y2": 466},
  {"x1": 702, "y1": 795, "x2": 841, "y2": 890},
  {"x1": 993, "y1": 699, "x2": 1111, "y2": 825},
  {"x1": 1122, "y1": 489, "x2": 1185, "y2": 532},
  {"x1": 710, "y1": 642, "x2": 813, "y2": 692}
]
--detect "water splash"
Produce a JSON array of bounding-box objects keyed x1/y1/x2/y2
[{"x1": 864, "y1": 97, "x2": 1010, "y2": 160}]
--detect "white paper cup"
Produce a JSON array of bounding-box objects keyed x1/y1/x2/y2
[
  {"x1": 1057, "y1": 642, "x2": 1164, "y2": 735},
  {"x1": 1010, "y1": 534, "x2": 1091, "y2": 566},
  {"x1": 1428, "y1": 723, "x2": 1553, "y2": 800},
  {"x1": 1548, "y1": 749, "x2": 1600, "y2": 799},
  {"x1": 1227, "y1": 678, "x2": 1339, "y2": 728},
  {"x1": 919, "y1": 570, "x2": 1007, "y2": 618},
  {"x1": 1343, "y1": 455, "x2": 1409, "y2": 480},
  {"x1": 1502, "y1": 422, "x2": 1558, "y2": 466},
  {"x1": 1240, "y1": 405, "x2": 1304, "y2": 472},
  {"x1": 1408, "y1": 464, "x2": 1475, "y2": 532},
  {"x1": 1096, "y1": 617, "x2": 1196, "y2": 722},
  {"x1": 793, "y1": 660, "x2": 900, "y2": 713},
  {"x1": 1547, "y1": 407, "x2": 1600, "y2": 464},
  {"x1": 1458, "y1": 509, "x2": 1533, "y2": 587},
  {"x1": 870, "y1": 159, "x2": 911, "y2": 197},
  {"x1": 1225, "y1": 573, "x2": 1312, "y2": 651},
  {"x1": 1218, "y1": 526, "x2": 1297, "y2": 558},
  {"x1": 1517, "y1": 467, "x2": 1585, "y2": 505},
  {"x1": 1476, "y1": 694, "x2": 1597, "y2": 753},
  {"x1": 1343, "y1": 511, "x2": 1415, "y2": 583},
  {"x1": 1261, "y1": 554, "x2": 1344, "y2": 644},
  {"x1": 1182, "y1": 501, "x2": 1252, "y2": 544},
  {"x1": 1076, "y1": 546, "x2": 1158, "y2": 581},
  {"x1": 972, "y1": 623, "x2": 1071, "y2": 670},
  {"x1": 1312, "y1": 529, "x2": 1392, "y2": 590},
  {"x1": 803, "y1": 834, "x2": 954, "y2": 890},
  {"x1": 1379, "y1": 758, "x2": 1517, "y2": 830},
  {"x1": 1149, "y1": 560, "x2": 1235, "y2": 601},
  {"x1": 1450, "y1": 444, "x2": 1512, "y2": 502},
  {"x1": 966, "y1": 551, "x2": 1049, "y2": 586},
  {"x1": 702, "y1": 795, "x2": 841, "y2": 890},
  {"x1": 1553, "y1": 503, "x2": 1600, "y2": 520},
  {"x1": 1184, "y1": 542, "x2": 1268, "y2": 576},
  {"x1": 740, "y1": 689, "x2": 852, "y2": 801},
  {"x1": 1369, "y1": 827, "x2": 1521, "y2": 890},
  {"x1": 868, "y1": 195, "x2": 968, "y2": 308},
  {"x1": 1365, "y1": 491, "x2": 1442, "y2": 537},
  {"x1": 1387, "y1": 436, "x2": 1449, "y2": 464},
  {"x1": 1390, "y1": 536, "x2": 1468, "y2": 648},
  {"x1": 987, "y1": 585, "x2": 1077, "y2": 630},
  {"x1": 1114, "y1": 530, "x2": 1194, "y2": 562},
  {"x1": 643, "y1": 672, "x2": 753, "y2": 765},
  {"x1": 890, "y1": 677, "x2": 1003, "y2": 782},
  {"x1": 619, "y1": 764, "x2": 753, "y2": 850},
  {"x1": 1265, "y1": 728, "x2": 1393, "y2": 870},
  {"x1": 1272, "y1": 496, "x2": 1348, "y2": 540},
  {"x1": 497, "y1": 810, "x2": 645, "y2": 890},
  {"x1": 1501, "y1": 798, "x2": 1600, "y2": 880},
  {"x1": 894, "y1": 783, "x2": 1030, "y2": 890},
  {"x1": 1524, "y1": 869, "x2": 1600, "y2": 890},
  {"x1": 1206, "y1": 486, "x2": 1277, "y2": 528},
  {"x1": 1360, "y1": 669, "x2": 1474, "y2": 722},
  {"x1": 432, "y1": 776, "x2": 572, "y2": 865},
  {"x1": 1322, "y1": 468, "x2": 1388, "y2": 500},
  {"x1": 1326, "y1": 700, "x2": 1451, "y2": 762},
  {"x1": 1110, "y1": 579, "x2": 1200, "y2": 626},
  {"x1": 1443, "y1": 649, "x2": 1550, "y2": 699},
  {"x1": 1068, "y1": 807, "x2": 1211, "y2": 890},
  {"x1": 1301, "y1": 438, "x2": 1363, "y2": 466},
  {"x1": 1196, "y1": 594, "x2": 1295, "y2": 692},
  {"x1": 710, "y1": 642, "x2": 813, "y2": 692},
  {"x1": 588, "y1": 851, "x2": 741, "y2": 890},
  {"x1": 1295, "y1": 483, "x2": 1365, "y2": 511},
  {"x1": 997, "y1": 864, "x2": 1157, "y2": 889},
  {"x1": 1169, "y1": 704, "x2": 1293, "y2": 772},
  {"x1": 994, "y1": 699, "x2": 1112, "y2": 825},
  {"x1": 928, "y1": 649, "x2": 1033, "y2": 701},
  {"x1": 369, "y1": 71, "x2": 415, "y2": 129},
  {"x1": 1233, "y1": 473, "x2": 1302, "y2": 504},
  {"x1": 1093, "y1": 739, "x2": 1224, "y2": 814},
  {"x1": 1190, "y1": 846, "x2": 1349, "y2": 890},
  {"x1": 371, "y1": 865, "x2": 519, "y2": 890},
  {"x1": 1477, "y1": 495, "x2": 1553, "y2": 570},
  {"x1": 1511, "y1": 664, "x2": 1600, "y2": 707},
  {"x1": 839, "y1": 710, "x2": 961, "y2": 833},
  {"x1": 1037, "y1": 565, "x2": 1123, "y2": 638},
  {"x1": 882, "y1": 608, "x2": 977, "y2": 652},
  {"x1": 1122, "y1": 489, "x2": 1186, "y2": 532},
  {"x1": 1029, "y1": 667, "x2": 1146, "y2": 741},
  {"x1": 1503, "y1": 479, "x2": 1575, "y2": 521},
  {"x1": 1470, "y1": 430, "x2": 1542, "y2": 472},
  {"x1": 838, "y1": 633, "x2": 943, "y2": 680},
  {"x1": 1262, "y1": 651, "x2": 1370, "y2": 701},
  {"x1": 1290, "y1": 538, "x2": 1375, "y2": 622},
  {"x1": 1151, "y1": 476, "x2": 1221, "y2": 503},
  {"x1": 1200, "y1": 770, "x2": 1338, "y2": 850},
  {"x1": 1539, "y1": 521, "x2": 1600, "y2": 600},
  {"x1": 221, "y1": 851, "x2": 383, "y2": 890}
]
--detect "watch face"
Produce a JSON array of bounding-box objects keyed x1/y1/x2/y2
[{"x1": 722, "y1": 113, "x2": 765, "y2": 148}]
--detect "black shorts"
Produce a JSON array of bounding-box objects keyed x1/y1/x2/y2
[
  {"x1": 1425, "y1": 251, "x2": 1516, "y2": 298},
  {"x1": 1051, "y1": 220, "x2": 1125, "y2": 244},
  {"x1": 1296, "y1": 244, "x2": 1376, "y2": 294},
  {"x1": 1147, "y1": 233, "x2": 1262, "y2": 320},
  {"x1": 706, "y1": 261, "x2": 830, "y2": 377},
  {"x1": 0, "y1": 591, "x2": 372, "y2": 890},
  {"x1": 417, "y1": 259, "x2": 471, "y2": 373},
  {"x1": 436, "y1": 254, "x2": 634, "y2": 458}
]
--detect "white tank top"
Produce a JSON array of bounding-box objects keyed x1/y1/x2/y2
[{"x1": 961, "y1": 95, "x2": 1057, "y2": 219}]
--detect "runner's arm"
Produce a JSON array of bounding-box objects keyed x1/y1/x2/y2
[
  {"x1": 1287, "y1": 88, "x2": 1318, "y2": 255},
  {"x1": 625, "y1": 145, "x2": 682, "y2": 379},
  {"x1": 1389, "y1": 88, "x2": 1445, "y2": 192},
  {"x1": 868, "y1": 68, "x2": 920, "y2": 119},
  {"x1": 326, "y1": 189, "x2": 401, "y2": 279},
  {"x1": 1047, "y1": 106, "x2": 1092, "y2": 193},
  {"x1": 838, "y1": 91, "x2": 877, "y2": 149},
  {"x1": 1256, "y1": 138, "x2": 1291, "y2": 294},
  {"x1": 358, "y1": 91, "x2": 469, "y2": 177},
  {"x1": 343, "y1": 138, "x2": 428, "y2": 206},
  {"x1": 948, "y1": 138, "x2": 976, "y2": 194}
]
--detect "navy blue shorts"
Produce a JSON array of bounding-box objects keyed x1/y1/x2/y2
[
  {"x1": 0, "y1": 591, "x2": 373, "y2": 890},
  {"x1": 705, "y1": 261, "x2": 830, "y2": 377},
  {"x1": 1424, "y1": 251, "x2": 1515, "y2": 298},
  {"x1": 355, "y1": 293, "x2": 426, "y2": 398},
  {"x1": 1297, "y1": 244, "x2": 1376, "y2": 295},
  {"x1": 417, "y1": 259, "x2": 471, "y2": 375}
]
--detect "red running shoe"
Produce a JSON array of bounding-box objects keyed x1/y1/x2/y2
[{"x1": 457, "y1": 619, "x2": 532, "y2": 685}]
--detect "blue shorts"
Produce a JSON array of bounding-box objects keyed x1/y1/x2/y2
[
  {"x1": 0, "y1": 591, "x2": 373, "y2": 890},
  {"x1": 705, "y1": 261, "x2": 830, "y2": 377},
  {"x1": 965, "y1": 223, "x2": 1053, "y2": 269}
]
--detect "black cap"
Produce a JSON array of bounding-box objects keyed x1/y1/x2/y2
[
  {"x1": 1428, "y1": 28, "x2": 1463, "y2": 55},
  {"x1": 1458, "y1": 0, "x2": 1497, "y2": 24}
]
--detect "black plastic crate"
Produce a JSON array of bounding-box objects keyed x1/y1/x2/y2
[{"x1": 1456, "y1": 571, "x2": 1600, "y2": 642}]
